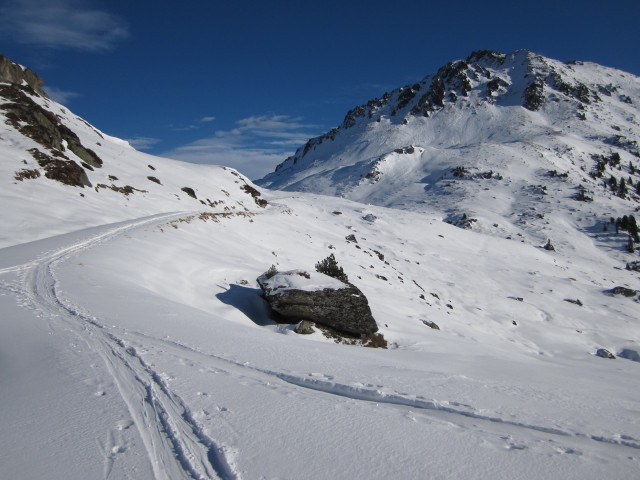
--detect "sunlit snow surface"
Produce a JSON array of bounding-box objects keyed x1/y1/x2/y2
[
  {"x1": 2, "y1": 55, "x2": 640, "y2": 478},
  {"x1": 1, "y1": 194, "x2": 639, "y2": 479}
]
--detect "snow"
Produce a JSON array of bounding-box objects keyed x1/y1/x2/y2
[
  {"x1": 1, "y1": 52, "x2": 640, "y2": 479},
  {"x1": 2, "y1": 194, "x2": 640, "y2": 479},
  {"x1": 258, "y1": 269, "x2": 348, "y2": 293}
]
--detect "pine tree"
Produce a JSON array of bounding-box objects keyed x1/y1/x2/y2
[
  {"x1": 627, "y1": 235, "x2": 635, "y2": 254},
  {"x1": 629, "y1": 215, "x2": 640, "y2": 242},
  {"x1": 619, "y1": 177, "x2": 628, "y2": 197},
  {"x1": 315, "y1": 254, "x2": 349, "y2": 283}
]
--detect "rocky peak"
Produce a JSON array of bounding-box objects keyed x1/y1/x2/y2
[
  {"x1": 0, "y1": 54, "x2": 47, "y2": 97},
  {"x1": 265, "y1": 49, "x2": 640, "y2": 180}
]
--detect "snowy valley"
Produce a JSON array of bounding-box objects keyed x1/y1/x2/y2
[{"x1": 1, "y1": 51, "x2": 640, "y2": 479}]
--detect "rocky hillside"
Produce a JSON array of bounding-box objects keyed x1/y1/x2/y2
[
  {"x1": 258, "y1": 50, "x2": 640, "y2": 259},
  {"x1": 0, "y1": 55, "x2": 268, "y2": 247}
]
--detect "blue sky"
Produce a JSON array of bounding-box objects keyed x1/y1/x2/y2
[{"x1": 1, "y1": 0, "x2": 639, "y2": 180}]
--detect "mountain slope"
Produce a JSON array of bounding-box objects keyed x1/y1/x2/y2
[
  {"x1": 0, "y1": 64, "x2": 267, "y2": 247},
  {"x1": 258, "y1": 50, "x2": 640, "y2": 255}
]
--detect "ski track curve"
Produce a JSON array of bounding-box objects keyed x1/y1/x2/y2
[
  {"x1": 123, "y1": 330, "x2": 640, "y2": 453},
  {"x1": 0, "y1": 212, "x2": 239, "y2": 480}
]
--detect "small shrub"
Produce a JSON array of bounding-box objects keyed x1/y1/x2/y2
[
  {"x1": 315, "y1": 253, "x2": 349, "y2": 283},
  {"x1": 14, "y1": 168, "x2": 40, "y2": 181},
  {"x1": 362, "y1": 332, "x2": 388, "y2": 349},
  {"x1": 265, "y1": 264, "x2": 278, "y2": 279},
  {"x1": 452, "y1": 166, "x2": 468, "y2": 177}
]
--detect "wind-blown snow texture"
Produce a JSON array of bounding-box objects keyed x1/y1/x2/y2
[{"x1": 1, "y1": 51, "x2": 640, "y2": 479}]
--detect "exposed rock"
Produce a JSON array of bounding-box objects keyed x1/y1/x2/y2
[
  {"x1": 95, "y1": 183, "x2": 145, "y2": 195},
  {"x1": 14, "y1": 168, "x2": 40, "y2": 181},
  {"x1": 257, "y1": 269, "x2": 379, "y2": 336},
  {"x1": 422, "y1": 320, "x2": 440, "y2": 330},
  {"x1": 241, "y1": 183, "x2": 267, "y2": 207},
  {"x1": 445, "y1": 212, "x2": 477, "y2": 230},
  {"x1": 345, "y1": 234, "x2": 358, "y2": 243},
  {"x1": 606, "y1": 286, "x2": 637, "y2": 297},
  {"x1": 0, "y1": 54, "x2": 46, "y2": 96},
  {"x1": 28, "y1": 148, "x2": 90, "y2": 188},
  {"x1": 181, "y1": 187, "x2": 197, "y2": 199},
  {"x1": 523, "y1": 77, "x2": 545, "y2": 111},
  {"x1": 595, "y1": 348, "x2": 616, "y2": 359},
  {"x1": 564, "y1": 298, "x2": 583, "y2": 306},
  {"x1": 0, "y1": 83, "x2": 102, "y2": 168},
  {"x1": 294, "y1": 320, "x2": 316, "y2": 335}
]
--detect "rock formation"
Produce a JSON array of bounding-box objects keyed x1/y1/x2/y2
[
  {"x1": 0, "y1": 54, "x2": 46, "y2": 96},
  {"x1": 257, "y1": 269, "x2": 378, "y2": 336}
]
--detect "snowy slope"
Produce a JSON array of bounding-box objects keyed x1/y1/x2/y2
[
  {"x1": 0, "y1": 77, "x2": 267, "y2": 248},
  {"x1": 1, "y1": 55, "x2": 640, "y2": 479}
]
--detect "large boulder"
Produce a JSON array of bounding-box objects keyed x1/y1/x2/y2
[{"x1": 257, "y1": 269, "x2": 378, "y2": 335}]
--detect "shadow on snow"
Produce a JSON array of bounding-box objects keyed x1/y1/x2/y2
[{"x1": 216, "y1": 284, "x2": 275, "y2": 327}]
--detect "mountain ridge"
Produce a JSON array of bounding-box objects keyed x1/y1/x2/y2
[{"x1": 257, "y1": 49, "x2": 640, "y2": 257}]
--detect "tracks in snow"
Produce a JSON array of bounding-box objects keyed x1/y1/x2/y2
[
  {"x1": 2, "y1": 211, "x2": 638, "y2": 479},
  {"x1": 1, "y1": 213, "x2": 239, "y2": 480},
  {"x1": 123, "y1": 330, "x2": 640, "y2": 454}
]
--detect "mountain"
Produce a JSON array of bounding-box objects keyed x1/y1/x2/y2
[
  {"x1": 2, "y1": 54, "x2": 640, "y2": 480},
  {"x1": 258, "y1": 49, "x2": 640, "y2": 250},
  {"x1": 0, "y1": 57, "x2": 269, "y2": 248}
]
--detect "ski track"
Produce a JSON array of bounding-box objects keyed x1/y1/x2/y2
[
  {"x1": 124, "y1": 330, "x2": 640, "y2": 454},
  {"x1": 1, "y1": 212, "x2": 639, "y2": 480},
  {"x1": 0, "y1": 212, "x2": 238, "y2": 480}
]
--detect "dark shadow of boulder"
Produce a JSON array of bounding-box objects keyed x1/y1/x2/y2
[
  {"x1": 618, "y1": 349, "x2": 640, "y2": 363},
  {"x1": 216, "y1": 284, "x2": 275, "y2": 327}
]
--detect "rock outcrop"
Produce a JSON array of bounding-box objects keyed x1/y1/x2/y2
[
  {"x1": 595, "y1": 348, "x2": 616, "y2": 359},
  {"x1": 1, "y1": 80, "x2": 103, "y2": 173},
  {"x1": 0, "y1": 54, "x2": 46, "y2": 96},
  {"x1": 257, "y1": 269, "x2": 378, "y2": 335}
]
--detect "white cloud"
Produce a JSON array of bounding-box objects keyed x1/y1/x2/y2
[
  {"x1": 126, "y1": 137, "x2": 161, "y2": 150},
  {"x1": 0, "y1": 0, "x2": 129, "y2": 51},
  {"x1": 199, "y1": 116, "x2": 216, "y2": 123},
  {"x1": 162, "y1": 114, "x2": 321, "y2": 180},
  {"x1": 42, "y1": 85, "x2": 81, "y2": 104}
]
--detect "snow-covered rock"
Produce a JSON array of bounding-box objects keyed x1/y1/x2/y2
[{"x1": 257, "y1": 269, "x2": 378, "y2": 335}]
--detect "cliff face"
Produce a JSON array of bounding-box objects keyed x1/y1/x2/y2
[{"x1": 0, "y1": 54, "x2": 47, "y2": 96}]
